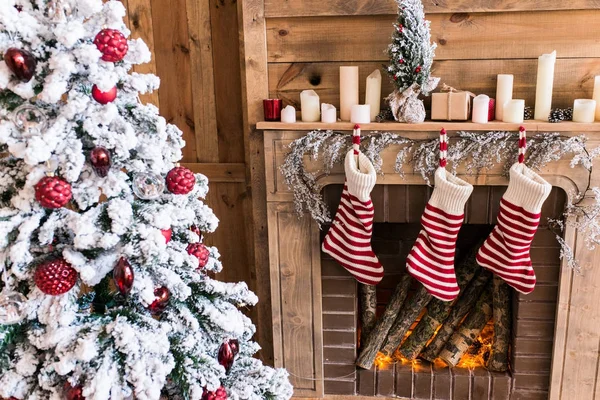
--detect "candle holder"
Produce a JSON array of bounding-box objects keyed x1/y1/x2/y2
[{"x1": 263, "y1": 99, "x2": 283, "y2": 121}]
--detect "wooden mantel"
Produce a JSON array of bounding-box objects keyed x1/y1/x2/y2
[{"x1": 262, "y1": 124, "x2": 600, "y2": 399}]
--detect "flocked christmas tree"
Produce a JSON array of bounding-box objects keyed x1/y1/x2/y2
[
  {"x1": 0, "y1": 1, "x2": 293, "y2": 399},
  {"x1": 385, "y1": 0, "x2": 439, "y2": 123}
]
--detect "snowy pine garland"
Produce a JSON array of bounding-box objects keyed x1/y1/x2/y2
[{"x1": 280, "y1": 130, "x2": 600, "y2": 271}]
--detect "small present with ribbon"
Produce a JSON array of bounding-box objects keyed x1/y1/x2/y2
[{"x1": 431, "y1": 84, "x2": 475, "y2": 121}]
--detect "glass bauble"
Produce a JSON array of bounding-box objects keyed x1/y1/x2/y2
[
  {"x1": 0, "y1": 290, "x2": 27, "y2": 324},
  {"x1": 132, "y1": 173, "x2": 165, "y2": 200},
  {"x1": 12, "y1": 104, "x2": 47, "y2": 137}
]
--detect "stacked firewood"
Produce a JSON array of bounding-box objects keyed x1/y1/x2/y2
[{"x1": 356, "y1": 242, "x2": 511, "y2": 371}]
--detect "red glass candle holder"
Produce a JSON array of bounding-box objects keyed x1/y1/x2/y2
[
  {"x1": 263, "y1": 99, "x2": 283, "y2": 121},
  {"x1": 488, "y1": 98, "x2": 496, "y2": 121}
]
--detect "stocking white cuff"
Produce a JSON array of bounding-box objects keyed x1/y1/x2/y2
[
  {"x1": 503, "y1": 163, "x2": 552, "y2": 213},
  {"x1": 428, "y1": 167, "x2": 474, "y2": 215},
  {"x1": 344, "y1": 150, "x2": 377, "y2": 202}
]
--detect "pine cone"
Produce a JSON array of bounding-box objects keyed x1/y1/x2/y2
[
  {"x1": 563, "y1": 107, "x2": 573, "y2": 121},
  {"x1": 524, "y1": 106, "x2": 533, "y2": 121},
  {"x1": 549, "y1": 108, "x2": 565, "y2": 123}
]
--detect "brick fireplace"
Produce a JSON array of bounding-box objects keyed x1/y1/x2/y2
[{"x1": 261, "y1": 126, "x2": 600, "y2": 400}]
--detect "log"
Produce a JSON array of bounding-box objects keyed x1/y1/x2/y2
[
  {"x1": 356, "y1": 274, "x2": 412, "y2": 369},
  {"x1": 421, "y1": 269, "x2": 493, "y2": 362},
  {"x1": 359, "y1": 284, "x2": 378, "y2": 347},
  {"x1": 438, "y1": 286, "x2": 494, "y2": 368},
  {"x1": 487, "y1": 276, "x2": 512, "y2": 372},
  {"x1": 379, "y1": 285, "x2": 433, "y2": 357},
  {"x1": 397, "y1": 244, "x2": 482, "y2": 360}
]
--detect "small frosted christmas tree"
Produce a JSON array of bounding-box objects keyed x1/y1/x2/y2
[
  {"x1": 385, "y1": 0, "x2": 439, "y2": 123},
  {"x1": 0, "y1": 1, "x2": 292, "y2": 399}
]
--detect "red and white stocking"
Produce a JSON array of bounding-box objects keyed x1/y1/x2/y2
[
  {"x1": 477, "y1": 127, "x2": 552, "y2": 294},
  {"x1": 322, "y1": 127, "x2": 384, "y2": 285},
  {"x1": 406, "y1": 129, "x2": 474, "y2": 301}
]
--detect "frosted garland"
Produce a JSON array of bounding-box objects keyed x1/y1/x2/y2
[
  {"x1": 280, "y1": 130, "x2": 600, "y2": 271},
  {"x1": 0, "y1": 1, "x2": 292, "y2": 400}
]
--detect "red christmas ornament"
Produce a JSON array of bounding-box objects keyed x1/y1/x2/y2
[
  {"x1": 94, "y1": 29, "x2": 129, "y2": 62},
  {"x1": 166, "y1": 166, "x2": 196, "y2": 195},
  {"x1": 218, "y1": 341, "x2": 236, "y2": 372},
  {"x1": 90, "y1": 146, "x2": 111, "y2": 177},
  {"x1": 65, "y1": 383, "x2": 85, "y2": 400},
  {"x1": 161, "y1": 228, "x2": 172, "y2": 243},
  {"x1": 92, "y1": 85, "x2": 117, "y2": 104},
  {"x1": 113, "y1": 257, "x2": 134, "y2": 295},
  {"x1": 4, "y1": 48, "x2": 36, "y2": 82},
  {"x1": 397, "y1": 24, "x2": 403, "y2": 33},
  {"x1": 35, "y1": 176, "x2": 72, "y2": 209},
  {"x1": 190, "y1": 225, "x2": 202, "y2": 238},
  {"x1": 148, "y1": 286, "x2": 170, "y2": 314},
  {"x1": 229, "y1": 339, "x2": 240, "y2": 356},
  {"x1": 187, "y1": 243, "x2": 210, "y2": 269},
  {"x1": 415, "y1": 66, "x2": 422, "y2": 73},
  {"x1": 34, "y1": 258, "x2": 77, "y2": 296},
  {"x1": 202, "y1": 387, "x2": 227, "y2": 400}
]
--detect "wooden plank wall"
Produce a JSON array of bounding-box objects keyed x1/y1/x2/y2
[
  {"x1": 121, "y1": 0, "x2": 271, "y2": 360},
  {"x1": 265, "y1": 1, "x2": 600, "y2": 111}
]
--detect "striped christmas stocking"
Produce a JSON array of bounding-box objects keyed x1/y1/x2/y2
[
  {"x1": 406, "y1": 129, "x2": 474, "y2": 301},
  {"x1": 477, "y1": 127, "x2": 552, "y2": 294},
  {"x1": 322, "y1": 128, "x2": 384, "y2": 285}
]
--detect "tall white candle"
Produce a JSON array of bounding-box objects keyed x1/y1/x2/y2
[
  {"x1": 534, "y1": 50, "x2": 557, "y2": 121},
  {"x1": 592, "y1": 76, "x2": 600, "y2": 121},
  {"x1": 472, "y1": 94, "x2": 490, "y2": 124},
  {"x1": 350, "y1": 104, "x2": 371, "y2": 124},
  {"x1": 321, "y1": 103, "x2": 337, "y2": 123},
  {"x1": 503, "y1": 99, "x2": 525, "y2": 123},
  {"x1": 365, "y1": 69, "x2": 382, "y2": 121},
  {"x1": 573, "y1": 99, "x2": 597, "y2": 123},
  {"x1": 495, "y1": 74, "x2": 513, "y2": 121},
  {"x1": 340, "y1": 66, "x2": 359, "y2": 121},
  {"x1": 300, "y1": 90, "x2": 320, "y2": 122},
  {"x1": 281, "y1": 105, "x2": 296, "y2": 123}
]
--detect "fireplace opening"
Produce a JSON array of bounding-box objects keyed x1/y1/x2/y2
[{"x1": 321, "y1": 184, "x2": 566, "y2": 400}]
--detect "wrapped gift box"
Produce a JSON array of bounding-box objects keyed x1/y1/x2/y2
[{"x1": 431, "y1": 91, "x2": 472, "y2": 121}]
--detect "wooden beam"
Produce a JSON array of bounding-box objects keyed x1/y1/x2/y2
[
  {"x1": 264, "y1": 0, "x2": 600, "y2": 18},
  {"x1": 181, "y1": 163, "x2": 246, "y2": 183},
  {"x1": 185, "y1": 0, "x2": 219, "y2": 163},
  {"x1": 237, "y1": 0, "x2": 274, "y2": 366},
  {"x1": 266, "y1": 10, "x2": 600, "y2": 62}
]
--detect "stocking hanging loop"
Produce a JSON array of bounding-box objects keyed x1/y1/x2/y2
[
  {"x1": 439, "y1": 128, "x2": 448, "y2": 168},
  {"x1": 518, "y1": 126, "x2": 527, "y2": 164}
]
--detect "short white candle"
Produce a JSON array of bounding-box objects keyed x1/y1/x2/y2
[
  {"x1": 573, "y1": 99, "x2": 597, "y2": 123},
  {"x1": 503, "y1": 99, "x2": 525, "y2": 123},
  {"x1": 340, "y1": 66, "x2": 359, "y2": 121},
  {"x1": 592, "y1": 76, "x2": 600, "y2": 121},
  {"x1": 534, "y1": 50, "x2": 557, "y2": 121},
  {"x1": 321, "y1": 103, "x2": 337, "y2": 123},
  {"x1": 350, "y1": 104, "x2": 371, "y2": 124},
  {"x1": 365, "y1": 69, "x2": 382, "y2": 121},
  {"x1": 472, "y1": 94, "x2": 490, "y2": 124},
  {"x1": 300, "y1": 90, "x2": 320, "y2": 122},
  {"x1": 281, "y1": 105, "x2": 296, "y2": 123},
  {"x1": 495, "y1": 74, "x2": 513, "y2": 121}
]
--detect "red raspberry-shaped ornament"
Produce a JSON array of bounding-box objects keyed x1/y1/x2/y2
[
  {"x1": 35, "y1": 176, "x2": 72, "y2": 209},
  {"x1": 202, "y1": 387, "x2": 227, "y2": 400},
  {"x1": 187, "y1": 243, "x2": 210, "y2": 269},
  {"x1": 166, "y1": 166, "x2": 196, "y2": 195},
  {"x1": 34, "y1": 258, "x2": 78, "y2": 295},
  {"x1": 92, "y1": 85, "x2": 117, "y2": 104},
  {"x1": 94, "y1": 29, "x2": 129, "y2": 62}
]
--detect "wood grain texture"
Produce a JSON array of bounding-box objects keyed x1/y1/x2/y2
[
  {"x1": 268, "y1": 59, "x2": 600, "y2": 111},
  {"x1": 150, "y1": 0, "x2": 196, "y2": 162},
  {"x1": 238, "y1": 0, "x2": 275, "y2": 366},
  {"x1": 122, "y1": 0, "x2": 160, "y2": 107},
  {"x1": 266, "y1": 11, "x2": 600, "y2": 62},
  {"x1": 264, "y1": 0, "x2": 600, "y2": 17},
  {"x1": 185, "y1": 0, "x2": 219, "y2": 163},
  {"x1": 182, "y1": 163, "x2": 246, "y2": 182}
]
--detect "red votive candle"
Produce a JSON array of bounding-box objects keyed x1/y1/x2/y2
[
  {"x1": 488, "y1": 98, "x2": 496, "y2": 121},
  {"x1": 263, "y1": 99, "x2": 283, "y2": 121}
]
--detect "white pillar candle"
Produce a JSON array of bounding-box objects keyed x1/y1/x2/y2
[
  {"x1": 340, "y1": 66, "x2": 359, "y2": 121},
  {"x1": 365, "y1": 69, "x2": 382, "y2": 121},
  {"x1": 281, "y1": 105, "x2": 296, "y2": 123},
  {"x1": 321, "y1": 103, "x2": 337, "y2": 123},
  {"x1": 472, "y1": 94, "x2": 490, "y2": 124},
  {"x1": 592, "y1": 76, "x2": 600, "y2": 121},
  {"x1": 503, "y1": 99, "x2": 525, "y2": 123},
  {"x1": 350, "y1": 104, "x2": 371, "y2": 124},
  {"x1": 495, "y1": 74, "x2": 513, "y2": 121},
  {"x1": 300, "y1": 90, "x2": 320, "y2": 122},
  {"x1": 534, "y1": 50, "x2": 557, "y2": 121},
  {"x1": 573, "y1": 99, "x2": 597, "y2": 123}
]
